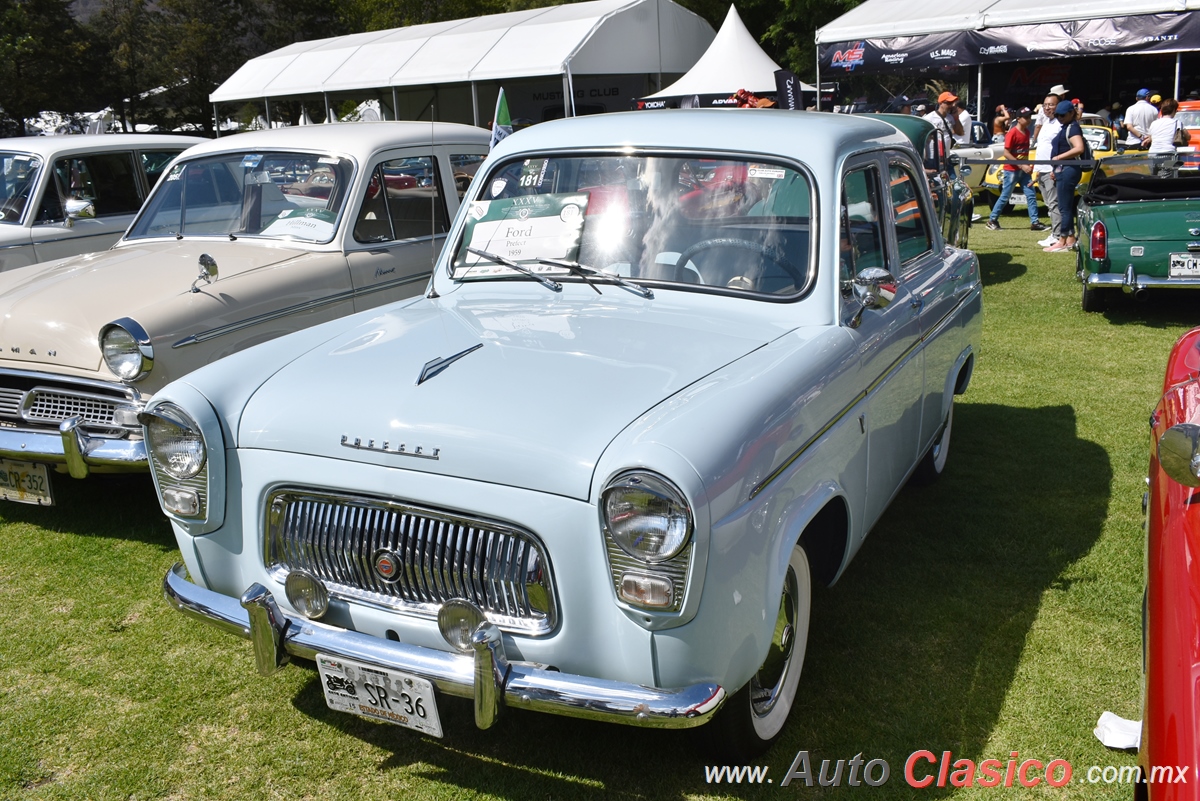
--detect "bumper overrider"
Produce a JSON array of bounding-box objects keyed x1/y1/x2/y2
[
  {"x1": 0, "y1": 417, "x2": 146, "y2": 478},
  {"x1": 163, "y1": 563, "x2": 726, "y2": 732}
]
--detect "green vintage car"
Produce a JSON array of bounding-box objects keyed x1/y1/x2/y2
[{"x1": 1076, "y1": 154, "x2": 1200, "y2": 312}]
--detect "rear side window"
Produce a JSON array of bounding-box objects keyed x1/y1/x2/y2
[
  {"x1": 888, "y1": 162, "x2": 933, "y2": 263},
  {"x1": 140, "y1": 150, "x2": 183, "y2": 190},
  {"x1": 353, "y1": 155, "x2": 448, "y2": 243}
]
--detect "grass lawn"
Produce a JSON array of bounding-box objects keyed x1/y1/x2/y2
[{"x1": 3, "y1": 223, "x2": 1199, "y2": 799}]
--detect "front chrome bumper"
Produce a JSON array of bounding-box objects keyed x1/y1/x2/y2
[
  {"x1": 163, "y1": 563, "x2": 726, "y2": 732},
  {"x1": 1083, "y1": 264, "x2": 1200, "y2": 294},
  {"x1": 0, "y1": 417, "x2": 146, "y2": 478}
]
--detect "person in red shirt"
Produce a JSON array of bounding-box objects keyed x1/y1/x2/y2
[{"x1": 986, "y1": 108, "x2": 1048, "y2": 231}]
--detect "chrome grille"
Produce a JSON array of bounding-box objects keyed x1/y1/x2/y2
[
  {"x1": 265, "y1": 490, "x2": 557, "y2": 634},
  {"x1": 0, "y1": 388, "x2": 23, "y2": 417},
  {"x1": 25, "y1": 391, "x2": 117, "y2": 426}
]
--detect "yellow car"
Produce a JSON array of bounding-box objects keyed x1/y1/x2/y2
[{"x1": 980, "y1": 123, "x2": 1117, "y2": 211}]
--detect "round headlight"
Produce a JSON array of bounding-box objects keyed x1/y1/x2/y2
[
  {"x1": 100, "y1": 320, "x2": 153, "y2": 381},
  {"x1": 144, "y1": 403, "x2": 206, "y2": 479},
  {"x1": 601, "y1": 471, "x2": 693, "y2": 563}
]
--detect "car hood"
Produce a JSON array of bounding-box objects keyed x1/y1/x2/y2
[
  {"x1": 237, "y1": 292, "x2": 779, "y2": 500},
  {"x1": 0, "y1": 241, "x2": 309, "y2": 372},
  {"x1": 1107, "y1": 200, "x2": 1200, "y2": 241}
]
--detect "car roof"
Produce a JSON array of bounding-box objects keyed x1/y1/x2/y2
[
  {"x1": 180, "y1": 121, "x2": 491, "y2": 161},
  {"x1": 488, "y1": 109, "x2": 909, "y2": 167},
  {"x1": 0, "y1": 133, "x2": 207, "y2": 158},
  {"x1": 872, "y1": 113, "x2": 935, "y2": 148}
]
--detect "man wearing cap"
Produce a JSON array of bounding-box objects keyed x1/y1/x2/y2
[
  {"x1": 1032, "y1": 93, "x2": 1064, "y2": 246},
  {"x1": 923, "y1": 91, "x2": 965, "y2": 156},
  {"x1": 986, "y1": 108, "x2": 1047, "y2": 231},
  {"x1": 1125, "y1": 89, "x2": 1159, "y2": 147}
]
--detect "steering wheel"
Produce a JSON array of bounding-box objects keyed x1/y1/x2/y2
[
  {"x1": 0, "y1": 203, "x2": 21, "y2": 222},
  {"x1": 674, "y1": 238, "x2": 804, "y2": 287}
]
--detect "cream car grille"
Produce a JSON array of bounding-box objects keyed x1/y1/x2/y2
[
  {"x1": 25, "y1": 391, "x2": 118, "y2": 426},
  {"x1": 0, "y1": 388, "x2": 22, "y2": 417},
  {"x1": 265, "y1": 490, "x2": 557, "y2": 634}
]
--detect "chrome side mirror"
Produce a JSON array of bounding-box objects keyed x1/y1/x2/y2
[
  {"x1": 959, "y1": 165, "x2": 973, "y2": 177},
  {"x1": 191, "y1": 253, "x2": 218, "y2": 293},
  {"x1": 847, "y1": 267, "x2": 897, "y2": 328},
  {"x1": 1158, "y1": 423, "x2": 1200, "y2": 487},
  {"x1": 63, "y1": 197, "x2": 95, "y2": 228}
]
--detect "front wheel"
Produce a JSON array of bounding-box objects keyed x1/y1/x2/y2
[{"x1": 696, "y1": 544, "x2": 811, "y2": 761}]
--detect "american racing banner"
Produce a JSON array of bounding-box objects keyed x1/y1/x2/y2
[{"x1": 818, "y1": 12, "x2": 1200, "y2": 74}]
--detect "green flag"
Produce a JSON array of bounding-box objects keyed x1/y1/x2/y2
[{"x1": 490, "y1": 87, "x2": 513, "y2": 150}]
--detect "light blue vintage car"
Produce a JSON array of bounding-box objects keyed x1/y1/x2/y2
[{"x1": 149, "y1": 109, "x2": 982, "y2": 758}]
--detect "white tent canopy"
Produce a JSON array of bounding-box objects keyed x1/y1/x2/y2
[
  {"x1": 817, "y1": 0, "x2": 1200, "y2": 43},
  {"x1": 211, "y1": 0, "x2": 714, "y2": 104},
  {"x1": 646, "y1": 5, "x2": 814, "y2": 97}
]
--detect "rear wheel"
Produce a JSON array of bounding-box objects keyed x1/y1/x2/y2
[
  {"x1": 1081, "y1": 281, "x2": 1108, "y2": 313},
  {"x1": 911, "y1": 403, "x2": 953, "y2": 485},
  {"x1": 697, "y1": 544, "x2": 810, "y2": 762}
]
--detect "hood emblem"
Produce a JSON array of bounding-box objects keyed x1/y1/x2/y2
[
  {"x1": 341, "y1": 435, "x2": 439, "y2": 460},
  {"x1": 417, "y1": 343, "x2": 483, "y2": 385}
]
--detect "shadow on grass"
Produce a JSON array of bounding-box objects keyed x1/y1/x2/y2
[
  {"x1": 283, "y1": 402, "x2": 1108, "y2": 799},
  {"x1": 977, "y1": 250, "x2": 1026, "y2": 286},
  {"x1": 0, "y1": 472, "x2": 173, "y2": 550},
  {"x1": 1100, "y1": 289, "x2": 1200, "y2": 329}
]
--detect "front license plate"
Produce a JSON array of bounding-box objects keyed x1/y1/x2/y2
[
  {"x1": 1169, "y1": 253, "x2": 1200, "y2": 277},
  {"x1": 0, "y1": 459, "x2": 53, "y2": 505},
  {"x1": 316, "y1": 654, "x2": 443, "y2": 737}
]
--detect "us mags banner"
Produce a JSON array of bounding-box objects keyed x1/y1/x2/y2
[{"x1": 819, "y1": 12, "x2": 1200, "y2": 74}]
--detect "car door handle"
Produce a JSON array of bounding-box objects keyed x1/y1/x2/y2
[{"x1": 948, "y1": 273, "x2": 962, "y2": 281}]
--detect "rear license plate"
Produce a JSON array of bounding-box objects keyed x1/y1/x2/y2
[
  {"x1": 1169, "y1": 253, "x2": 1200, "y2": 277},
  {"x1": 316, "y1": 654, "x2": 443, "y2": 737},
  {"x1": 0, "y1": 459, "x2": 53, "y2": 505}
]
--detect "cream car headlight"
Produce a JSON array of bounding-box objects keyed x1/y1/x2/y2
[
  {"x1": 100, "y1": 318, "x2": 153, "y2": 381},
  {"x1": 142, "y1": 403, "x2": 206, "y2": 480},
  {"x1": 601, "y1": 471, "x2": 693, "y2": 563}
]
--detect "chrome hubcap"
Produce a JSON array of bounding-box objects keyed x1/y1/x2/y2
[{"x1": 750, "y1": 566, "x2": 797, "y2": 718}]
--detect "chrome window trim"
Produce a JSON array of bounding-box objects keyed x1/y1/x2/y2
[{"x1": 262, "y1": 486, "x2": 559, "y2": 636}]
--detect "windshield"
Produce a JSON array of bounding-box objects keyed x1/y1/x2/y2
[
  {"x1": 1081, "y1": 126, "x2": 1112, "y2": 152},
  {"x1": 1177, "y1": 110, "x2": 1200, "y2": 129},
  {"x1": 127, "y1": 152, "x2": 354, "y2": 243},
  {"x1": 1095, "y1": 155, "x2": 1188, "y2": 181},
  {"x1": 450, "y1": 154, "x2": 812, "y2": 297},
  {"x1": 0, "y1": 152, "x2": 41, "y2": 224}
]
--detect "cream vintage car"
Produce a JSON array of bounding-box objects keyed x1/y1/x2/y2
[
  {"x1": 0, "y1": 122, "x2": 489, "y2": 504},
  {"x1": 0, "y1": 133, "x2": 204, "y2": 271}
]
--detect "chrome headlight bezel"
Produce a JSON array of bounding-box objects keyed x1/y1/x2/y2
[
  {"x1": 99, "y1": 318, "x2": 154, "y2": 382},
  {"x1": 600, "y1": 470, "x2": 694, "y2": 564}
]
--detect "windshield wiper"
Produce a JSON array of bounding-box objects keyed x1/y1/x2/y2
[
  {"x1": 537, "y1": 258, "x2": 654, "y2": 299},
  {"x1": 465, "y1": 247, "x2": 562, "y2": 292}
]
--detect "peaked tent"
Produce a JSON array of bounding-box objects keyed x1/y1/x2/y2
[
  {"x1": 210, "y1": 0, "x2": 715, "y2": 126},
  {"x1": 636, "y1": 5, "x2": 815, "y2": 108}
]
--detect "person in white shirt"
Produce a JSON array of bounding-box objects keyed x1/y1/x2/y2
[
  {"x1": 922, "y1": 91, "x2": 964, "y2": 156},
  {"x1": 1124, "y1": 89, "x2": 1160, "y2": 147},
  {"x1": 1032, "y1": 94, "x2": 1064, "y2": 246},
  {"x1": 1148, "y1": 98, "x2": 1187, "y2": 153},
  {"x1": 953, "y1": 99, "x2": 972, "y2": 145}
]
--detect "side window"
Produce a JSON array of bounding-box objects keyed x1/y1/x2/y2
[
  {"x1": 450, "y1": 154, "x2": 486, "y2": 199},
  {"x1": 353, "y1": 155, "x2": 449, "y2": 244},
  {"x1": 140, "y1": 151, "x2": 182, "y2": 191},
  {"x1": 45, "y1": 153, "x2": 143, "y2": 218},
  {"x1": 889, "y1": 162, "x2": 933, "y2": 264},
  {"x1": 840, "y1": 166, "x2": 885, "y2": 290}
]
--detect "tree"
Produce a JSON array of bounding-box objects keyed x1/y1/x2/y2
[{"x1": 0, "y1": 0, "x2": 95, "y2": 134}]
